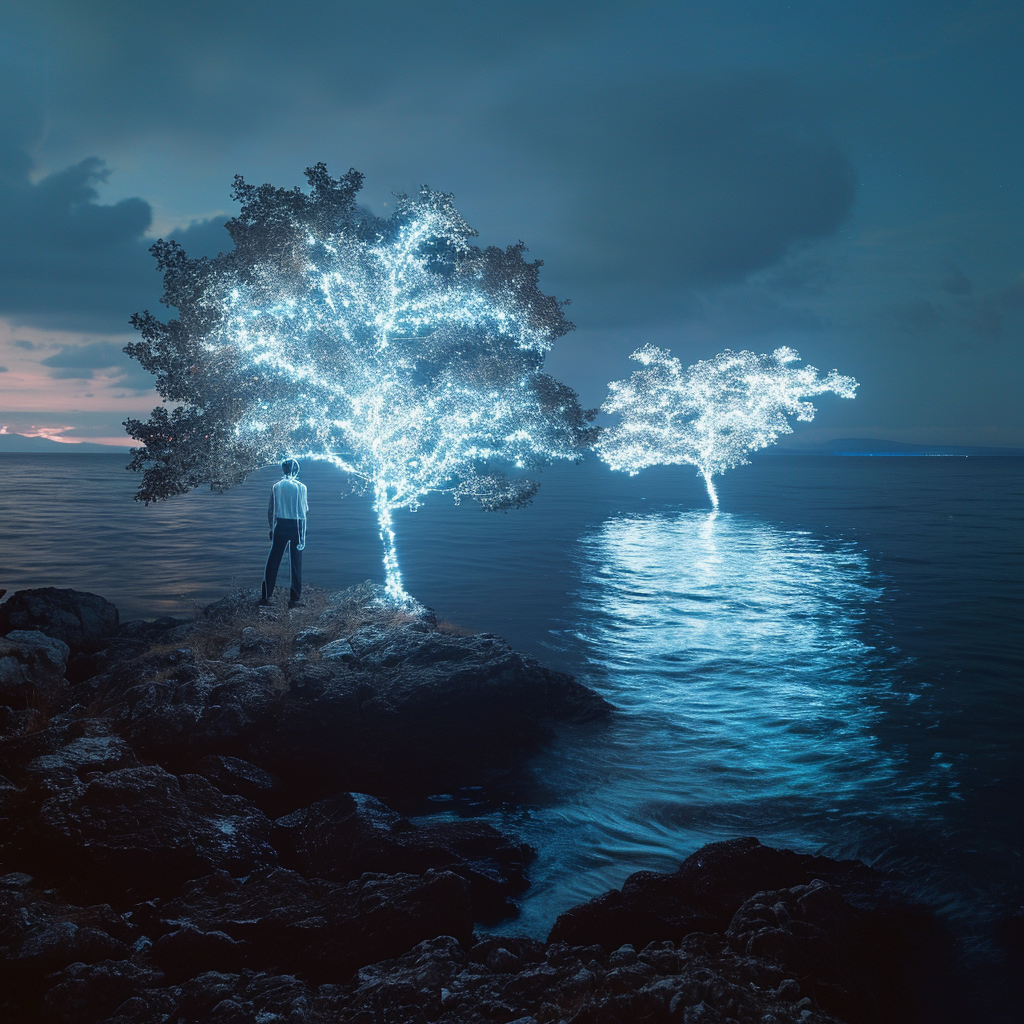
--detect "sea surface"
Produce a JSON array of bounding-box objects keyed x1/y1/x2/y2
[{"x1": 2, "y1": 452, "x2": 1022, "y2": 975}]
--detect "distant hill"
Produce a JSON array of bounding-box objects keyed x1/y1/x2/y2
[
  {"x1": 0, "y1": 434, "x2": 132, "y2": 454},
  {"x1": 781, "y1": 438, "x2": 1024, "y2": 457}
]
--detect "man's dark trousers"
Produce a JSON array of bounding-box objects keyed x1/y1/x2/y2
[{"x1": 263, "y1": 518, "x2": 302, "y2": 603}]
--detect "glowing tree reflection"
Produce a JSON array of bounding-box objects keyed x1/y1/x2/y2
[
  {"x1": 124, "y1": 165, "x2": 596, "y2": 601},
  {"x1": 595, "y1": 345, "x2": 857, "y2": 508}
]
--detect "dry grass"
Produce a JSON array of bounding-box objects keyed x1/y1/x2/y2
[
  {"x1": 435, "y1": 619, "x2": 474, "y2": 637},
  {"x1": 139, "y1": 585, "x2": 424, "y2": 667}
]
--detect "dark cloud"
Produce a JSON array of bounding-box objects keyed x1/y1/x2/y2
[
  {"x1": 169, "y1": 216, "x2": 234, "y2": 260},
  {"x1": 9, "y1": 1, "x2": 612, "y2": 150},
  {"x1": 40, "y1": 339, "x2": 156, "y2": 390},
  {"x1": 761, "y1": 255, "x2": 834, "y2": 296},
  {"x1": 42, "y1": 340, "x2": 127, "y2": 376},
  {"x1": 0, "y1": 147, "x2": 160, "y2": 330},
  {"x1": 888, "y1": 299, "x2": 943, "y2": 336},
  {"x1": 12, "y1": 339, "x2": 35, "y2": 349},
  {"x1": 0, "y1": 365, "x2": 8, "y2": 372},
  {"x1": 0, "y1": 126, "x2": 234, "y2": 330},
  {"x1": 501, "y1": 72, "x2": 856, "y2": 325},
  {"x1": 942, "y1": 264, "x2": 973, "y2": 296}
]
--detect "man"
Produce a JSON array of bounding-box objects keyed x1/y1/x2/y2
[{"x1": 259, "y1": 459, "x2": 308, "y2": 608}]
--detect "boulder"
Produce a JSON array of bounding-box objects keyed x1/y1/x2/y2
[
  {"x1": 275, "y1": 792, "x2": 531, "y2": 922},
  {"x1": 93, "y1": 655, "x2": 288, "y2": 761},
  {"x1": 156, "y1": 865, "x2": 474, "y2": 982},
  {"x1": 244, "y1": 623, "x2": 610, "y2": 798},
  {"x1": 23, "y1": 726, "x2": 140, "y2": 789},
  {"x1": 192, "y1": 754, "x2": 292, "y2": 816},
  {"x1": 0, "y1": 588, "x2": 118, "y2": 654},
  {"x1": 547, "y1": 837, "x2": 876, "y2": 951},
  {"x1": 0, "y1": 887, "x2": 138, "y2": 1019},
  {"x1": 0, "y1": 631, "x2": 69, "y2": 708},
  {"x1": 42, "y1": 960, "x2": 162, "y2": 1024},
  {"x1": 37, "y1": 765, "x2": 278, "y2": 896}
]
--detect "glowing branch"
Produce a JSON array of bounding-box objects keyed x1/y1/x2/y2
[{"x1": 596, "y1": 345, "x2": 857, "y2": 508}]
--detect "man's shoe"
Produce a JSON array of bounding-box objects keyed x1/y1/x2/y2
[
  {"x1": 288, "y1": 600, "x2": 305, "y2": 609},
  {"x1": 257, "y1": 598, "x2": 270, "y2": 607}
]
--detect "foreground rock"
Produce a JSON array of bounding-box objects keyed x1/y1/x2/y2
[
  {"x1": 75, "y1": 583, "x2": 611, "y2": 798},
  {"x1": 37, "y1": 765, "x2": 279, "y2": 899},
  {"x1": 276, "y1": 792, "x2": 531, "y2": 922},
  {"x1": 0, "y1": 585, "x2": 958, "y2": 1023},
  {"x1": 0, "y1": 837, "x2": 953, "y2": 1023},
  {"x1": 0, "y1": 588, "x2": 118, "y2": 656}
]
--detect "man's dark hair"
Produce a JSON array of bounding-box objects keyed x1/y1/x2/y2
[{"x1": 282, "y1": 459, "x2": 300, "y2": 475}]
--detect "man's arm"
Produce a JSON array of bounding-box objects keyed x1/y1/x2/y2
[{"x1": 268, "y1": 487, "x2": 275, "y2": 538}]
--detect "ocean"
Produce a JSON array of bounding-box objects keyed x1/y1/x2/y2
[{"x1": 1, "y1": 451, "x2": 1022, "y2": 978}]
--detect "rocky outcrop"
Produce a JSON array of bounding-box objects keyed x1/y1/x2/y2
[
  {"x1": 153, "y1": 866, "x2": 474, "y2": 982},
  {"x1": 0, "y1": 588, "x2": 118, "y2": 655},
  {"x1": 547, "y1": 837, "x2": 876, "y2": 950},
  {"x1": 0, "y1": 584, "x2": 955, "y2": 1023},
  {"x1": 36, "y1": 765, "x2": 279, "y2": 897},
  {"x1": 275, "y1": 792, "x2": 532, "y2": 922},
  {"x1": 0, "y1": 630, "x2": 70, "y2": 708},
  {"x1": 73, "y1": 584, "x2": 610, "y2": 798}
]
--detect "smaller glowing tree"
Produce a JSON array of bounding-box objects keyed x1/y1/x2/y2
[{"x1": 595, "y1": 345, "x2": 857, "y2": 508}]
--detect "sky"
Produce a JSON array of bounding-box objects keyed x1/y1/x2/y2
[{"x1": 0, "y1": 0, "x2": 1022, "y2": 448}]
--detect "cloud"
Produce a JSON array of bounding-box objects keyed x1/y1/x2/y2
[
  {"x1": 498, "y1": 71, "x2": 856, "y2": 326},
  {"x1": 0, "y1": 365, "x2": 7, "y2": 372},
  {"x1": 8, "y1": 2, "x2": 610, "y2": 151},
  {"x1": 0, "y1": 147, "x2": 161, "y2": 331},
  {"x1": 40, "y1": 339, "x2": 156, "y2": 390},
  {"x1": 941, "y1": 264, "x2": 973, "y2": 296},
  {"x1": 12, "y1": 339, "x2": 35, "y2": 349},
  {"x1": 0, "y1": 119, "x2": 236, "y2": 332}
]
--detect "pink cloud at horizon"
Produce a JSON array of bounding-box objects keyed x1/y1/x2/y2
[{"x1": 0, "y1": 319, "x2": 156, "y2": 445}]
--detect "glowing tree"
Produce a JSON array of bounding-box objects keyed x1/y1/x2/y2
[
  {"x1": 124, "y1": 164, "x2": 596, "y2": 601},
  {"x1": 596, "y1": 345, "x2": 857, "y2": 508}
]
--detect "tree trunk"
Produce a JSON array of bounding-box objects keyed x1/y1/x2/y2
[
  {"x1": 699, "y1": 466, "x2": 719, "y2": 509},
  {"x1": 373, "y1": 481, "x2": 410, "y2": 603}
]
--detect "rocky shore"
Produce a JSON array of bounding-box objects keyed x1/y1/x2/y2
[{"x1": 1, "y1": 586, "x2": 958, "y2": 1023}]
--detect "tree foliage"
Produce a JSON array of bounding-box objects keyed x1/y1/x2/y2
[{"x1": 595, "y1": 345, "x2": 857, "y2": 508}]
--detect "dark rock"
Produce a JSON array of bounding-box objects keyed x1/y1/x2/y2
[
  {"x1": 726, "y1": 879, "x2": 928, "y2": 1024},
  {"x1": 0, "y1": 888, "x2": 139, "y2": 1020},
  {"x1": 0, "y1": 705, "x2": 44, "y2": 739},
  {"x1": 320, "y1": 637, "x2": 356, "y2": 662},
  {"x1": 36, "y1": 765, "x2": 277, "y2": 897},
  {"x1": 0, "y1": 631, "x2": 69, "y2": 709},
  {"x1": 245, "y1": 625, "x2": 610, "y2": 798},
  {"x1": 193, "y1": 754, "x2": 292, "y2": 816},
  {"x1": 42, "y1": 960, "x2": 162, "y2": 1024},
  {"x1": 275, "y1": 791, "x2": 531, "y2": 922},
  {"x1": 547, "y1": 836, "x2": 873, "y2": 951},
  {"x1": 0, "y1": 871, "x2": 33, "y2": 888},
  {"x1": 240, "y1": 625, "x2": 278, "y2": 658},
  {"x1": 23, "y1": 726, "x2": 139, "y2": 790},
  {"x1": 293, "y1": 626, "x2": 327, "y2": 649},
  {"x1": 118, "y1": 616, "x2": 190, "y2": 641},
  {"x1": 151, "y1": 922, "x2": 245, "y2": 982},
  {"x1": 93, "y1": 655, "x2": 288, "y2": 761},
  {"x1": 0, "y1": 588, "x2": 119, "y2": 654},
  {"x1": 157, "y1": 865, "x2": 474, "y2": 981}
]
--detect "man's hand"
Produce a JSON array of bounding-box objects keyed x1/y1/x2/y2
[{"x1": 268, "y1": 530, "x2": 274, "y2": 540}]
